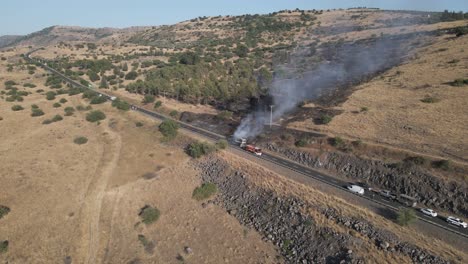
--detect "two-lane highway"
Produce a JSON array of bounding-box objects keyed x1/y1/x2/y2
[{"x1": 25, "y1": 51, "x2": 468, "y2": 240}]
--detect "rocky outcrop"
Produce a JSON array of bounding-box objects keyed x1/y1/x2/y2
[
  {"x1": 194, "y1": 157, "x2": 450, "y2": 264},
  {"x1": 264, "y1": 144, "x2": 468, "y2": 218}
]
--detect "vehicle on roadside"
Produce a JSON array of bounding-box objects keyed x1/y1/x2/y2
[
  {"x1": 347, "y1": 185, "x2": 365, "y2": 195},
  {"x1": 379, "y1": 190, "x2": 396, "y2": 200},
  {"x1": 356, "y1": 182, "x2": 372, "y2": 191},
  {"x1": 420, "y1": 208, "x2": 437, "y2": 217},
  {"x1": 446, "y1": 216, "x2": 467, "y2": 228}
]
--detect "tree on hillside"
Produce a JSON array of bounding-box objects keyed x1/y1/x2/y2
[
  {"x1": 235, "y1": 44, "x2": 249, "y2": 58},
  {"x1": 122, "y1": 63, "x2": 128, "y2": 71},
  {"x1": 99, "y1": 76, "x2": 108, "y2": 88},
  {"x1": 125, "y1": 71, "x2": 138, "y2": 80}
]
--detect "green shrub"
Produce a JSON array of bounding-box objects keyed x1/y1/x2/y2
[
  {"x1": 23, "y1": 83, "x2": 36, "y2": 88},
  {"x1": 76, "y1": 105, "x2": 92, "y2": 111},
  {"x1": 74, "y1": 136, "x2": 88, "y2": 145},
  {"x1": 0, "y1": 240, "x2": 8, "y2": 254},
  {"x1": 403, "y1": 156, "x2": 427, "y2": 166},
  {"x1": 450, "y1": 78, "x2": 468, "y2": 87},
  {"x1": 51, "y1": 114, "x2": 63, "y2": 122},
  {"x1": 64, "y1": 106, "x2": 75, "y2": 116},
  {"x1": 187, "y1": 141, "x2": 216, "y2": 158},
  {"x1": 158, "y1": 119, "x2": 179, "y2": 139},
  {"x1": 86, "y1": 110, "x2": 106, "y2": 122},
  {"x1": 139, "y1": 205, "x2": 160, "y2": 225},
  {"x1": 0, "y1": 205, "x2": 10, "y2": 219},
  {"x1": 135, "y1": 121, "x2": 144, "y2": 127},
  {"x1": 215, "y1": 139, "x2": 228, "y2": 150},
  {"x1": 53, "y1": 102, "x2": 61, "y2": 108},
  {"x1": 154, "y1": 100, "x2": 162, "y2": 108},
  {"x1": 59, "y1": 98, "x2": 67, "y2": 104},
  {"x1": 90, "y1": 95, "x2": 107, "y2": 104},
  {"x1": 45, "y1": 91, "x2": 56, "y2": 100},
  {"x1": 31, "y1": 109, "x2": 45, "y2": 117},
  {"x1": 111, "y1": 98, "x2": 130, "y2": 111},
  {"x1": 421, "y1": 97, "x2": 440, "y2": 103},
  {"x1": 295, "y1": 138, "x2": 308, "y2": 147},
  {"x1": 142, "y1": 94, "x2": 155, "y2": 104},
  {"x1": 319, "y1": 114, "x2": 333, "y2": 124},
  {"x1": 360, "y1": 106, "x2": 369, "y2": 112},
  {"x1": 11, "y1": 105, "x2": 24, "y2": 111},
  {"x1": 330, "y1": 137, "x2": 345, "y2": 148},
  {"x1": 31, "y1": 104, "x2": 39, "y2": 109},
  {"x1": 216, "y1": 110, "x2": 233, "y2": 120},
  {"x1": 432, "y1": 159, "x2": 450, "y2": 170},
  {"x1": 42, "y1": 119, "x2": 53, "y2": 125},
  {"x1": 169, "y1": 110, "x2": 178, "y2": 118},
  {"x1": 192, "y1": 183, "x2": 217, "y2": 201},
  {"x1": 125, "y1": 71, "x2": 138, "y2": 80},
  {"x1": 397, "y1": 209, "x2": 416, "y2": 226}
]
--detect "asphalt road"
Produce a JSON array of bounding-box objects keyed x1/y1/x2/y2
[{"x1": 25, "y1": 51, "x2": 468, "y2": 240}]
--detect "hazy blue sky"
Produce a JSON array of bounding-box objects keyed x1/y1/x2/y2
[{"x1": 1, "y1": 0, "x2": 467, "y2": 36}]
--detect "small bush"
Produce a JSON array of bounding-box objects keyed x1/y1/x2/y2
[
  {"x1": 360, "y1": 106, "x2": 369, "y2": 112},
  {"x1": 319, "y1": 114, "x2": 333, "y2": 124},
  {"x1": 0, "y1": 240, "x2": 8, "y2": 254},
  {"x1": 397, "y1": 209, "x2": 416, "y2": 226},
  {"x1": 42, "y1": 119, "x2": 53, "y2": 125},
  {"x1": 59, "y1": 98, "x2": 68, "y2": 104},
  {"x1": 186, "y1": 141, "x2": 216, "y2": 158},
  {"x1": 31, "y1": 109, "x2": 45, "y2": 117},
  {"x1": 45, "y1": 91, "x2": 56, "y2": 100},
  {"x1": 142, "y1": 94, "x2": 155, "y2": 104},
  {"x1": 432, "y1": 159, "x2": 450, "y2": 170},
  {"x1": 11, "y1": 105, "x2": 24, "y2": 111},
  {"x1": 139, "y1": 205, "x2": 160, "y2": 225},
  {"x1": 64, "y1": 106, "x2": 75, "y2": 116},
  {"x1": 158, "y1": 119, "x2": 179, "y2": 139},
  {"x1": 450, "y1": 78, "x2": 468, "y2": 87},
  {"x1": 154, "y1": 100, "x2": 162, "y2": 108},
  {"x1": 74, "y1": 136, "x2": 88, "y2": 145},
  {"x1": 192, "y1": 183, "x2": 217, "y2": 201},
  {"x1": 135, "y1": 121, "x2": 144, "y2": 127},
  {"x1": 90, "y1": 96, "x2": 107, "y2": 104},
  {"x1": 51, "y1": 114, "x2": 63, "y2": 122},
  {"x1": 169, "y1": 110, "x2": 178, "y2": 118},
  {"x1": 0, "y1": 205, "x2": 10, "y2": 219},
  {"x1": 216, "y1": 110, "x2": 233, "y2": 120},
  {"x1": 86, "y1": 110, "x2": 106, "y2": 122},
  {"x1": 53, "y1": 102, "x2": 61, "y2": 108},
  {"x1": 403, "y1": 156, "x2": 427, "y2": 166},
  {"x1": 330, "y1": 137, "x2": 345, "y2": 147},
  {"x1": 76, "y1": 105, "x2": 92, "y2": 111},
  {"x1": 295, "y1": 138, "x2": 308, "y2": 147},
  {"x1": 111, "y1": 98, "x2": 130, "y2": 111},
  {"x1": 31, "y1": 104, "x2": 39, "y2": 109},
  {"x1": 215, "y1": 139, "x2": 228, "y2": 150},
  {"x1": 23, "y1": 83, "x2": 36, "y2": 88},
  {"x1": 420, "y1": 97, "x2": 440, "y2": 103}
]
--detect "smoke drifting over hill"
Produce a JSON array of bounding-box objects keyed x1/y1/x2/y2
[{"x1": 233, "y1": 33, "x2": 421, "y2": 140}]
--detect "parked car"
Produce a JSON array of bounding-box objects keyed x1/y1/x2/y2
[
  {"x1": 446, "y1": 216, "x2": 468, "y2": 228},
  {"x1": 420, "y1": 208, "x2": 437, "y2": 217},
  {"x1": 347, "y1": 185, "x2": 365, "y2": 195},
  {"x1": 379, "y1": 190, "x2": 396, "y2": 200}
]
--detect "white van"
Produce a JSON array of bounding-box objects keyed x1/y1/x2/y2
[{"x1": 347, "y1": 185, "x2": 365, "y2": 195}]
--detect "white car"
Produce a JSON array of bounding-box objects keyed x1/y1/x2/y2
[
  {"x1": 420, "y1": 208, "x2": 437, "y2": 217},
  {"x1": 347, "y1": 185, "x2": 365, "y2": 195},
  {"x1": 446, "y1": 216, "x2": 468, "y2": 228}
]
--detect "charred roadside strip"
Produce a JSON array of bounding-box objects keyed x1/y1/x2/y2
[{"x1": 25, "y1": 50, "x2": 468, "y2": 240}]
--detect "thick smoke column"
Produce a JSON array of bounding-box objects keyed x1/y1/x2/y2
[{"x1": 234, "y1": 33, "x2": 413, "y2": 139}]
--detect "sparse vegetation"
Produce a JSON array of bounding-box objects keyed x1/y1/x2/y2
[
  {"x1": 86, "y1": 110, "x2": 106, "y2": 122},
  {"x1": 169, "y1": 110, "x2": 178, "y2": 118},
  {"x1": 76, "y1": 105, "x2": 92, "y2": 111},
  {"x1": 142, "y1": 94, "x2": 155, "y2": 104},
  {"x1": 59, "y1": 98, "x2": 68, "y2": 104},
  {"x1": 397, "y1": 209, "x2": 416, "y2": 226},
  {"x1": 0, "y1": 205, "x2": 10, "y2": 219},
  {"x1": 420, "y1": 96, "x2": 440, "y2": 103},
  {"x1": 295, "y1": 138, "x2": 308, "y2": 147},
  {"x1": 432, "y1": 159, "x2": 450, "y2": 170},
  {"x1": 74, "y1": 136, "x2": 88, "y2": 145},
  {"x1": 53, "y1": 102, "x2": 61, "y2": 108},
  {"x1": 186, "y1": 141, "x2": 216, "y2": 158},
  {"x1": 89, "y1": 95, "x2": 107, "y2": 104},
  {"x1": 449, "y1": 78, "x2": 468, "y2": 87},
  {"x1": 158, "y1": 119, "x2": 179, "y2": 139},
  {"x1": 319, "y1": 114, "x2": 333, "y2": 124},
  {"x1": 329, "y1": 137, "x2": 345, "y2": 148},
  {"x1": 154, "y1": 100, "x2": 162, "y2": 108},
  {"x1": 64, "y1": 106, "x2": 75, "y2": 116},
  {"x1": 216, "y1": 110, "x2": 233, "y2": 120},
  {"x1": 192, "y1": 182, "x2": 217, "y2": 201},
  {"x1": 31, "y1": 108, "x2": 45, "y2": 117},
  {"x1": 45, "y1": 91, "x2": 56, "y2": 100},
  {"x1": 139, "y1": 205, "x2": 160, "y2": 225},
  {"x1": 215, "y1": 139, "x2": 228, "y2": 150},
  {"x1": 0, "y1": 240, "x2": 8, "y2": 254},
  {"x1": 135, "y1": 121, "x2": 144, "y2": 127},
  {"x1": 11, "y1": 105, "x2": 24, "y2": 111},
  {"x1": 403, "y1": 156, "x2": 427, "y2": 166}
]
